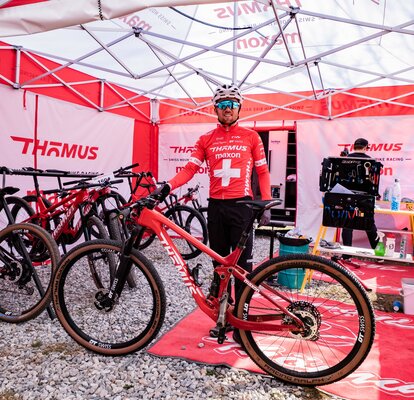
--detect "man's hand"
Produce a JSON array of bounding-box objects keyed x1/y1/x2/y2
[
  {"x1": 151, "y1": 182, "x2": 171, "y2": 201},
  {"x1": 259, "y1": 209, "x2": 271, "y2": 227}
]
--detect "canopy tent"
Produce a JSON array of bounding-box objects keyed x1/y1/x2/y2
[
  {"x1": 1, "y1": 0, "x2": 414, "y2": 240},
  {"x1": 0, "y1": 0, "x2": 413, "y2": 121}
]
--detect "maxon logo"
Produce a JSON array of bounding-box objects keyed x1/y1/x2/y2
[{"x1": 11, "y1": 136, "x2": 98, "y2": 160}]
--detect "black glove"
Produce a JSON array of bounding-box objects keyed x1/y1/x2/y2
[
  {"x1": 151, "y1": 182, "x2": 171, "y2": 201},
  {"x1": 258, "y1": 209, "x2": 271, "y2": 227}
]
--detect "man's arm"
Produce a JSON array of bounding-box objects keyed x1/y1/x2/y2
[{"x1": 168, "y1": 136, "x2": 205, "y2": 190}]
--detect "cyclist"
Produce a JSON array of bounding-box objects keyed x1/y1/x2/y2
[{"x1": 153, "y1": 83, "x2": 272, "y2": 341}]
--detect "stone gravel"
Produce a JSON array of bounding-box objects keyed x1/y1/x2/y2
[{"x1": 0, "y1": 236, "x2": 341, "y2": 400}]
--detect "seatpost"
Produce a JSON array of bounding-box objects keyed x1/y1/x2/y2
[{"x1": 236, "y1": 207, "x2": 261, "y2": 250}]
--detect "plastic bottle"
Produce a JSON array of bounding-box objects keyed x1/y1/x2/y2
[
  {"x1": 385, "y1": 234, "x2": 396, "y2": 257},
  {"x1": 400, "y1": 235, "x2": 407, "y2": 259},
  {"x1": 390, "y1": 178, "x2": 401, "y2": 211},
  {"x1": 393, "y1": 300, "x2": 403, "y2": 312},
  {"x1": 383, "y1": 187, "x2": 390, "y2": 202},
  {"x1": 374, "y1": 232, "x2": 385, "y2": 256}
]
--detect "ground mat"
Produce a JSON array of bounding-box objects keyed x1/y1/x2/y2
[
  {"x1": 148, "y1": 307, "x2": 414, "y2": 400},
  {"x1": 332, "y1": 259, "x2": 414, "y2": 295}
]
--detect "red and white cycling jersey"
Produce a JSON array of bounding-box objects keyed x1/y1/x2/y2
[{"x1": 169, "y1": 124, "x2": 271, "y2": 200}]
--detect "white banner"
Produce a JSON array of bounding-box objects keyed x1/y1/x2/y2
[
  {"x1": 297, "y1": 115, "x2": 414, "y2": 247},
  {"x1": 0, "y1": 0, "x2": 240, "y2": 37},
  {"x1": 158, "y1": 123, "x2": 215, "y2": 206},
  {"x1": 0, "y1": 84, "x2": 134, "y2": 198}
]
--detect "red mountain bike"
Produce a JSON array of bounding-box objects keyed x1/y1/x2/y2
[{"x1": 52, "y1": 193, "x2": 375, "y2": 386}]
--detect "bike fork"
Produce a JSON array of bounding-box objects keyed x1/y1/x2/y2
[{"x1": 99, "y1": 227, "x2": 142, "y2": 310}]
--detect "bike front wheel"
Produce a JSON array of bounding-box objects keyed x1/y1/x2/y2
[
  {"x1": 0, "y1": 223, "x2": 60, "y2": 322},
  {"x1": 234, "y1": 253, "x2": 375, "y2": 386},
  {"x1": 52, "y1": 239, "x2": 166, "y2": 355}
]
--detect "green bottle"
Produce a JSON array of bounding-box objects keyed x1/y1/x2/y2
[{"x1": 374, "y1": 232, "x2": 385, "y2": 256}]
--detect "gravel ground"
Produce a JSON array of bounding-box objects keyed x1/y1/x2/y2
[{"x1": 0, "y1": 236, "x2": 342, "y2": 400}]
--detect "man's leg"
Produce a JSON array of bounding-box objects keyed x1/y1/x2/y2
[
  {"x1": 342, "y1": 228, "x2": 353, "y2": 246},
  {"x1": 341, "y1": 228, "x2": 353, "y2": 260},
  {"x1": 366, "y1": 223, "x2": 379, "y2": 249}
]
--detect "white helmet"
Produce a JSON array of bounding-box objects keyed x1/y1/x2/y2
[{"x1": 212, "y1": 84, "x2": 243, "y2": 104}]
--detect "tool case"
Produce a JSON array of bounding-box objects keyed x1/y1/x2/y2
[
  {"x1": 322, "y1": 192, "x2": 375, "y2": 230},
  {"x1": 319, "y1": 157, "x2": 383, "y2": 195}
]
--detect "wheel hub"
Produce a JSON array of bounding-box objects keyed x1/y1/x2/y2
[
  {"x1": 283, "y1": 301, "x2": 321, "y2": 341},
  {"x1": 94, "y1": 289, "x2": 115, "y2": 312}
]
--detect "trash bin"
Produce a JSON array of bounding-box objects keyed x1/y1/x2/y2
[{"x1": 277, "y1": 235, "x2": 311, "y2": 289}]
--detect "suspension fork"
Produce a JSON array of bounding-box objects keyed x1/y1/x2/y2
[{"x1": 107, "y1": 226, "x2": 144, "y2": 300}]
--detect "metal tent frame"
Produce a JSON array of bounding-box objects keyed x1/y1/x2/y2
[{"x1": 0, "y1": 1, "x2": 413, "y2": 122}]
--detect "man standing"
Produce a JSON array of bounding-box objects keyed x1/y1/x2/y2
[
  {"x1": 342, "y1": 137, "x2": 379, "y2": 250},
  {"x1": 153, "y1": 83, "x2": 272, "y2": 339}
]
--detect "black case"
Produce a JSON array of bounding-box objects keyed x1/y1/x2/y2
[
  {"x1": 322, "y1": 192, "x2": 375, "y2": 230},
  {"x1": 319, "y1": 157, "x2": 382, "y2": 195}
]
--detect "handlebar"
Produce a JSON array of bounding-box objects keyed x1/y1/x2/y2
[
  {"x1": 113, "y1": 162, "x2": 140, "y2": 175},
  {"x1": 0, "y1": 166, "x2": 99, "y2": 178},
  {"x1": 43, "y1": 179, "x2": 124, "y2": 195}
]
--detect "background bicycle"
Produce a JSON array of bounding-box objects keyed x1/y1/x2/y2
[{"x1": 0, "y1": 186, "x2": 60, "y2": 322}]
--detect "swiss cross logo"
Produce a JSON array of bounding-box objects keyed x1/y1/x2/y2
[{"x1": 213, "y1": 159, "x2": 241, "y2": 186}]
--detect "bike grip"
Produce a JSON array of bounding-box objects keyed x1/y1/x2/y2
[
  {"x1": 43, "y1": 188, "x2": 66, "y2": 195},
  {"x1": 22, "y1": 166, "x2": 44, "y2": 173},
  {"x1": 124, "y1": 162, "x2": 140, "y2": 170},
  {"x1": 63, "y1": 177, "x2": 92, "y2": 186},
  {"x1": 110, "y1": 179, "x2": 124, "y2": 185},
  {"x1": 45, "y1": 169, "x2": 71, "y2": 175},
  {"x1": 114, "y1": 162, "x2": 140, "y2": 174}
]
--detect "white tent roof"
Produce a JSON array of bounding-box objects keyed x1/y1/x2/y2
[{"x1": 1, "y1": 0, "x2": 413, "y2": 118}]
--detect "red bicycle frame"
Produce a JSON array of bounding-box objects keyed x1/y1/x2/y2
[
  {"x1": 135, "y1": 206, "x2": 304, "y2": 333},
  {"x1": 26, "y1": 186, "x2": 111, "y2": 242}
]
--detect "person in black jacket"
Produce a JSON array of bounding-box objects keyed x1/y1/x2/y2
[{"x1": 342, "y1": 138, "x2": 379, "y2": 251}]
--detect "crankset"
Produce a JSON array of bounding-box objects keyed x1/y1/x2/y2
[{"x1": 0, "y1": 260, "x2": 23, "y2": 282}]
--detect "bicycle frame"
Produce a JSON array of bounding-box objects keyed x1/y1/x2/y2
[
  {"x1": 134, "y1": 206, "x2": 304, "y2": 333},
  {"x1": 26, "y1": 187, "x2": 110, "y2": 242}
]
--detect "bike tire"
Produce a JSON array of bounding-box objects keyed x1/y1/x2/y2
[
  {"x1": 163, "y1": 204, "x2": 208, "y2": 260},
  {"x1": 0, "y1": 196, "x2": 35, "y2": 230},
  {"x1": 198, "y1": 206, "x2": 208, "y2": 222},
  {"x1": 0, "y1": 223, "x2": 60, "y2": 323},
  {"x1": 234, "y1": 253, "x2": 375, "y2": 386},
  {"x1": 52, "y1": 239, "x2": 166, "y2": 355},
  {"x1": 135, "y1": 226, "x2": 156, "y2": 251}
]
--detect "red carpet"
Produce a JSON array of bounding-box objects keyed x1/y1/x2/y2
[
  {"x1": 148, "y1": 307, "x2": 414, "y2": 400},
  {"x1": 331, "y1": 259, "x2": 414, "y2": 295}
]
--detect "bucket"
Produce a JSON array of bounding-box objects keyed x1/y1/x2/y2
[
  {"x1": 401, "y1": 278, "x2": 414, "y2": 315},
  {"x1": 277, "y1": 239, "x2": 310, "y2": 289}
]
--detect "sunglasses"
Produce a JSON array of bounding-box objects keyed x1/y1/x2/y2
[{"x1": 215, "y1": 100, "x2": 241, "y2": 110}]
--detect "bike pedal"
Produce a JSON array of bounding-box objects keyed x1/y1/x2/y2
[{"x1": 217, "y1": 335, "x2": 227, "y2": 345}]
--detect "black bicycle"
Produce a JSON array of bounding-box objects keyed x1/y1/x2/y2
[{"x1": 0, "y1": 186, "x2": 60, "y2": 322}]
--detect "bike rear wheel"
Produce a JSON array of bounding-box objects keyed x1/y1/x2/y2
[
  {"x1": 0, "y1": 196, "x2": 35, "y2": 230},
  {"x1": 52, "y1": 239, "x2": 166, "y2": 355},
  {"x1": 234, "y1": 253, "x2": 375, "y2": 386},
  {"x1": 0, "y1": 223, "x2": 60, "y2": 322},
  {"x1": 164, "y1": 204, "x2": 208, "y2": 260}
]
